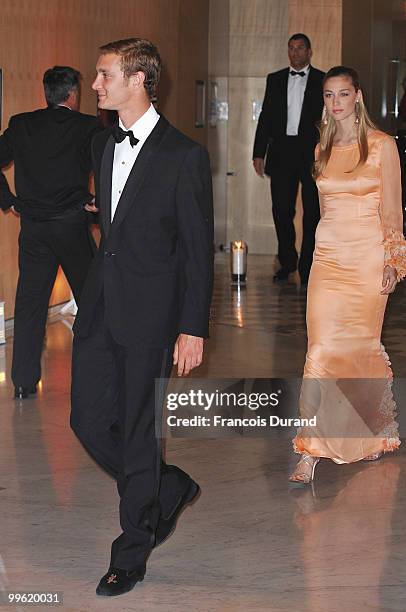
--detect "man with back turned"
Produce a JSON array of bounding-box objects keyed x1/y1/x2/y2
[
  {"x1": 0, "y1": 66, "x2": 101, "y2": 398},
  {"x1": 70, "y1": 38, "x2": 213, "y2": 597},
  {"x1": 253, "y1": 33, "x2": 324, "y2": 285}
]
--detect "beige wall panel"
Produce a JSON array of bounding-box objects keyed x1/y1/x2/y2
[
  {"x1": 227, "y1": 77, "x2": 276, "y2": 255},
  {"x1": 208, "y1": 77, "x2": 229, "y2": 248},
  {"x1": 230, "y1": 0, "x2": 289, "y2": 76},
  {"x1": 0, "y1": 0, "x2": 209, "y2": 319},
  {"x1": 227, "y1": 0, "x2": 287, "y2": 254},
  {"x1": 288, "y1": 0, "x2": 342, "y2": 71},
  {"x1": 209, "y1": 0, "x2": 230, "y2": 248},
  {"x1": 223, "y1": 0, "x2": 342, "y2": 255}
]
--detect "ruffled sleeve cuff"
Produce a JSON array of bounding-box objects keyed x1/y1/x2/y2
[{"x1": 383, "y1": 228, "x2": 406, "y2": 281}]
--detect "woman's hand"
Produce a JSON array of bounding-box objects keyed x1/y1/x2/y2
[{"x1": 381, "y1": 265, "x2": 397, "y2": 294}]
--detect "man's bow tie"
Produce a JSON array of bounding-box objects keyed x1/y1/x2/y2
[
  {"x1": 290, "y1": 70, "x2": 306, "y2": 77},
  {"x1": 111, "y1": 125, "x2": 139, "y2": 147}
]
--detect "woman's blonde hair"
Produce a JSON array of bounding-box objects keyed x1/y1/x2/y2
[{"x1": 313, "y1": 66, "x2": 377, "y2": 179}]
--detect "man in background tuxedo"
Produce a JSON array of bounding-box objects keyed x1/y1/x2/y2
[
  {"x1": 253, "y1": 33, "x2": 324, "y2": 285},
  {"x1": 0, "y1": 66, "x2": 101, "y2": 398},
  {"x1": 70, "y1": 38, "x2": 213, "y2": 597}
]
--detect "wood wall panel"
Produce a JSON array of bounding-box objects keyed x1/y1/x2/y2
[
  {"x1": 177, "y1": 0, "x2": 209, "y2": 145},
  {"x1": 209, "y1": 0, "x2": 230, "y2": 77},
  {"x1": 288, "y1": 0, "x2": 342, "y2": 72},
  {"x1": 230, "y1": 0, "x2": 289, "y2": 76},
  {"x1": 289, "y1": 0, "x2": 342, "y2": 255},
  {"x1": 0, "y1": 0, "x2": 209, "y2": 319},
  {"x1": 341, "y1": 0, "x2": 373, "y2": 92},
  {"x1": 342, "y1": 0, "x2": 406, "y2": 134}
]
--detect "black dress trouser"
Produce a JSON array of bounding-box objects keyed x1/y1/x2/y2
[
  {"x1": 11, "y1": 210, "x2": 95, "y2": 387},
  {"x1": 70, "y1": 299, "x2": 192, "y2": 571},
  {"x1": 269, "y1": 136, "x2": 320, "y2": 281}
]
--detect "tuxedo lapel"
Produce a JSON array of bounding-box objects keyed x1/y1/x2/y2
[
  {"x1": 281, "y1": 68, "x2": 289, "y2": 130},
  {"x1": 299, "y1": 67, "x2": 317, "y2": 129},
  {"x1": 110, "y1": 115, "x2": 170, "y2": 234},
  {"x1": 99, "y1": 134, "x2": 115, "y2": 238}
]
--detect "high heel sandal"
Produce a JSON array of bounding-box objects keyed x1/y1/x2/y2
[
  {"x1": 363, "y1": 451, "x2": 383, "y2": 461},
  {"x1": 289, "y1": 454, "x2": 320, "y2": 484}
]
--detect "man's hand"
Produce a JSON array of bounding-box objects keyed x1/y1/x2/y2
[
  {"x1": 173, "y1": 334, "x2": 204, "y2": 377},
  {"x1": 84, "y1": 202, "x2": 99, "y2": 213},
  {"x1": 84, "y1": 199, "x2": 99, "y2": 213},
  {"x1": 381, "y1": 265, "x2": 397, "y2": 294},
  {"x1": 253, "y1": 157, "x2": 265, "y2": 177}
]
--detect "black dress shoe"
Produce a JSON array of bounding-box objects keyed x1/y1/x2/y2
[
  {"x1": 96, "y1": 565, "x2": 145, "y2": 597},
  {"x1": 14, "y1": 385, "x2": 37, "y2": 399},
  {"x1": 155, "y1": 478, "x2": 200, "y2": 547},
  {"x1": 273, "y1": 268, "x2": 292, "y2": 282}
]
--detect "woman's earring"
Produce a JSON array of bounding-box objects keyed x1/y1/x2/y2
[{"x1": 355, "y1": 100, "x2": 360, "y2": 124}]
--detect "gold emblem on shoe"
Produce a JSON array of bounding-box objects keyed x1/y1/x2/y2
[{"x1": 107, "y1": 573, "x2": 118, "y2": 584}]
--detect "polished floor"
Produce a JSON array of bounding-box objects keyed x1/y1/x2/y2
[{"x1": 1, "y1": 254, "x2": 406, "y2": 611}]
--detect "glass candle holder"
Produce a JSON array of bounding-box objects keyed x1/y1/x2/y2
[{"x1": 230, "y1": 241, "x2": 248, "y2": 285}]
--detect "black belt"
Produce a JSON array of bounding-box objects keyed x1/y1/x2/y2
[{"x1": 22, "y1": 207, "x2": 86, "y2": 222}]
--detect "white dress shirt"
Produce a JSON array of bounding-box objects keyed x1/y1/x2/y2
[
  {"x1": 111, "y1": 103, "x2": 160, "y2": 220},
  {"x1": 286, "y1": 65, "x2": 310, "y2": 136}
]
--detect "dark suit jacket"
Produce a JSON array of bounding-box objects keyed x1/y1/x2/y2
[
  {"x1": 253, "y1": 66, "x2": 325, "y2": 175},
  {"x1": 73, "y1": 116, "x2": 214, "y2": 348},
  {"x1": 0, "y1": 106, "x2": 101, "y2": 218}
]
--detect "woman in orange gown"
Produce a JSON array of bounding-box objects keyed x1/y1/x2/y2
[{"x1": 290, "y1": 66, "x2": 406, "y2": 483}]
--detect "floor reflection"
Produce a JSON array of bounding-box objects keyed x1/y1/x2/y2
[
  {"x1": 0, "y1": 254, "x2": 405, "y2": 610},
  {"x1": 293, "y1": 461, "x2": 401, "y2": 611}
]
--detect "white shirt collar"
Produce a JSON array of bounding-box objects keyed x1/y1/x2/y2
[
  {"x1": 289, "y1": 64, "x2": 310, "y2": 75},
  {"x1": 118, "y1": 104, "x2": 159, "y2": 142}
]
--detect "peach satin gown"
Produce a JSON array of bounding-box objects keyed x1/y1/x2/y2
[{"x1": 294, "y1": 131, "x2": 406, "y2": 463}]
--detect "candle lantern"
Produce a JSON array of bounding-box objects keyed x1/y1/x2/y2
[{"x1": 230, "y1": 241, "x2": 248, "y2": 285}]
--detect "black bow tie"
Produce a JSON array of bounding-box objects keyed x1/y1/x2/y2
[
  {"x1": 111, "y1": 125, "x2": 139, "y2": 147},
  {"x1": 290, "y1": 70, "x2": 306, "y2": 77}
]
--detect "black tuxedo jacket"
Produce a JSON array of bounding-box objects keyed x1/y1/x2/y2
[
  {"x1": 74, "y1": 116, "x2": 214, "y2": 348},
  {"x1": 253, "y1": 66, "x2": 325, "y2": 175},
  {"x1": 0, "y1": 106, "x2": 101, "y2": 218}
]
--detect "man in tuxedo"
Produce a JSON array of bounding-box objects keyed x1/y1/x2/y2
[
  {"x1": 253, "y1": 33, "x2": 324, "y2": 285},
  {"x1": 0, "y1": 66, "x2": 101, "y2": 398},
  {"x1": 70, "y1": 38, "x2": 213, "y2": 597}
]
